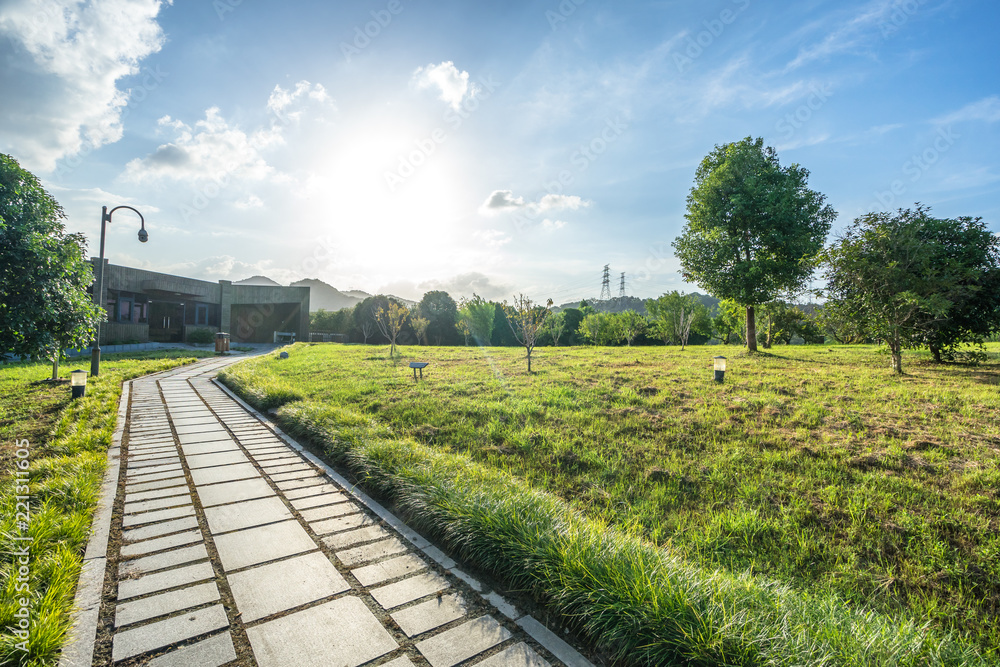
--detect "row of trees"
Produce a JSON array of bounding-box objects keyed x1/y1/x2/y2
[{"x1": 674, "y1": 137, "x2": 1000, "y2": 374}]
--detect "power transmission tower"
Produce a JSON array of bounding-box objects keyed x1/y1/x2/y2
[
  {"x1": 599, "y1": 265, "x2": 612, "y2": 302},
  {"x1": 619, "y1": 272, "x2": 626, "y2": 299}
]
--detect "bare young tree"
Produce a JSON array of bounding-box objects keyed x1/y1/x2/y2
[
  {"x1": 503, "y1": 294, "x2": 552, "y2": 372},
  {"x1": 411, "y1": 315, "x2": 430, "y2": 345},
  {"x1": 373, "y1": 301, "x2": 408, "y2": 357},
  {"x1": 360, "y1": 319, "x2": 376, "y2": 344}
]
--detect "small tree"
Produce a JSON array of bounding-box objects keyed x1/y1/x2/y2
[
  {"x1": 373, "y1": 300, "x2": 409, "y2": 357},
  {"x1": 456, "y1": 315, "x2": 472, "y2": 345},
  {"x1": 673, "y1": 137, "x2": 836, "y2": 353},
  {"x1": 1, "y1": 154, "x2": 103, "y2": 367},
  {"x1": 615, "y1": 310, "x2": 647, "y2": 347},
  {"x1": 459, "y1": 294, "x2": 496, "y2": 346},
  {"x1": 822, "y1": 206, "x2": 970, "y2": 374},
  {"x1": 503, "y1": 294, "x2": 551, "y2": 372},
  {"x1": 546, "y1": 311, "x2": 567, "y2": 346},
  {"x1": 411, "y1": 315, "x2": 430, "y2": 345}
]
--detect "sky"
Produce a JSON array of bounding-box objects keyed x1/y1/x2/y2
[{"x1": 1, "y1": 0, "x2": 998, "y2": 304}]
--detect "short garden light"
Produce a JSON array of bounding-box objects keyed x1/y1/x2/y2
[
  {"x1": 71, "y1": 370, "x2": 88, "y2": 398},
  {"x1": 713, "y1": 356, "x2": 726, "y2": 383}
]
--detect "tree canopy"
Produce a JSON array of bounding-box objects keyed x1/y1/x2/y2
[
  {"x1": 0, "y1": 153, "x2": 103, "y2": 361},
  {"x1": 673, "y1": 137, "x2": 836, "y2": 352}
]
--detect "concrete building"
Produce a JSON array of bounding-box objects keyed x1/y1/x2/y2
[{"x1": 91, "y1": 261, "x2": 310, "y2": 345}]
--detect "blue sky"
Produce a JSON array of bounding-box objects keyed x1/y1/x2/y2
[{"x1": 1, "y1": 0, "x2": 998, "y2": 303}]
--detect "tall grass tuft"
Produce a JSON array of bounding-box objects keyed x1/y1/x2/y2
[{"x1": 216, "y1": 394, "x2": 990, "y2": 667}]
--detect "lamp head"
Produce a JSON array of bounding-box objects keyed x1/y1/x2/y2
[{"x1": 138, "y1": 228, "x2": 148, "y2": 243}]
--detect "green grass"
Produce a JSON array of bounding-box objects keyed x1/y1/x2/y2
[
  {"x1": 219, "y1": 343, "x2": 1000, "y2": 665},
  {"x1": 0, "y1": 351, "x2": 212, "y2": 667}
]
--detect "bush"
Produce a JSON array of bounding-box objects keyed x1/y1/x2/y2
[{"x1": 186, "y1": 328, "x2": 216, "y2": 344}]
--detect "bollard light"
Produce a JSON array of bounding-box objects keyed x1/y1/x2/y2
[
  {"x1": 71, "y1": 370, "x2": 88, "y2": 398},
  {"x1": 713, "y1": 356, "x2": 726, "y2": 383}
]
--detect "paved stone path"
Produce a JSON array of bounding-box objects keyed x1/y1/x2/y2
[{"x1": 87, "y1": 357, "x2": 592, "y2": 666}]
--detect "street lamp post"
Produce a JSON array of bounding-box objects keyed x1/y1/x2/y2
[{"x1": 91, "y1": 205, "x2": 148, "y2": 377}]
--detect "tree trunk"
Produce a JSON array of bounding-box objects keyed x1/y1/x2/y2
[
  {"x1": 890, "y1": 336, "x2": 903, "y2": 374},
  {"x1": 746, "y1": 306, "x2": 758, "y2": 353},
  {"x1": 930, "y1": 343, "x2": 942, "y2": 363},
  {"x1": 527, "y1": 348, "x2": 532, "y2": 373}
]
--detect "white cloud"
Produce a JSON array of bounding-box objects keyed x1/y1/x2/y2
[
  {"x1": 934, "y1": 96, "x2": 1000, "y2": 126},
  {"x1": 784, "y1": 1, "x2": 895, "y2": 72},
  {"x1": 234, "y1": 194, "x2": 264, "y2": 210},
  {"x1": 417, "y1": 272, "x2": 513, "y2": 301},
  {"x1": 267, "y1": 80, "x2": 333, "y2": 121},
  {"x1": 479, "y1": 189, "x2": 590, "y2": 216},
  {"x1": 413, "y1": 61, "x2": 476, "y2": 111},
  {"x1": 0, "y1": 0, "x2": 169, "y2": 172},
  {"x1": 122, "y1": 107, "x2": 277, "y2": 184},
  {"x1": 541, "y1": 219, "x2": 567, "y2": 231}
]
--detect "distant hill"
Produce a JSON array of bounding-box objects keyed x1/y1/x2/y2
[
  {"x1": 291, "y1": 279, "x2": 365, "y2": 312},
  {"x1": 234, "y1": 275, "x2": 281, "y2": 287},
  {"x1": 555, "y1": 292, "x2": 722, "y2": 315}
]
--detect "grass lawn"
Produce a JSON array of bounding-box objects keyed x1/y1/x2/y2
[
  {"x1": 0, "y1": 350, "x2": 213, "y2": 667},
  {"x1": 221, "y1": 342, "x2": 1000, "y2": 664}
]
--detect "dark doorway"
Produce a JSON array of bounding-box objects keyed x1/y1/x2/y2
[{"x1": 149, "y1": 302, "x2": 184, "y2": 342}]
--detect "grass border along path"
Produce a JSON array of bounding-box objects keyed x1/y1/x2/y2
[
  {"x1": 0, "y1": 351, "x2": 212, "y2": 667},
  {"x1": 219, "y1": 355, "x2": 988, "y2": 667}
]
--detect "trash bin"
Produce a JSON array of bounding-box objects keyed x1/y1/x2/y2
[{"x1": 215, "y1": 332, "x2": 231, "y2": 352}]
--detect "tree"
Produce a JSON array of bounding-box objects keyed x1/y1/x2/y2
[
  {"x1": 458, "y1": 294, "x2": 495, "y2": 346},
  {"x1": 353, "y1": 297, "x2": 385, "y2": 343},
  {"x1": 417, "y1": 290, "x2": 459, "y2": 345},
  {"x1": 411, "y1": 315, "x2": 430, "y2": 345},
  {"x1": 614, "y1": 310, "x2": 647, "y2": 347},
  {"x1": 646, "y1": 292, "x2": 708, "y2": 350},
  {"x1": 713, "y1": 298, "x2": 746, "y2": 345},
  {"x1": 912, "y1": 215, "x2": 1000, "y2": 361},
  {"x1": 503, "y1": 294, "x2": 551, "y2": 372},
  {"x1": 373, "y1": 298, "x2": 409, "y2": 357},
  {"x1": 821, "y1": 206, "x2": 978, "y2": 374},
  {"x1": 545, "y1": 311, "x2": 567, "y2": 346},
  {"x1": 0, "y1": 154, "x2": 103, "y2": 370},
  {"x1": 673, "y1": 137, "x2": 836, "y2": 353}
]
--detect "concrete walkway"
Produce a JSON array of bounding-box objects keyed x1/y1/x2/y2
[{"x1": 68, "y1": 356, "x2": 592, "y2": 666}]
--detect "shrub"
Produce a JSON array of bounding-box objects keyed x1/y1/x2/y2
[{"x1": 186, "y1": 328, "x2": 216, "y2": 344}]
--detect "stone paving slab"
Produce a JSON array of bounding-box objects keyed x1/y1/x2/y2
[
  {"x1": 336, "y1": 537, "x2": 409, "y2": 567},
  {"x1": 309, "y1": 511, "x2": 373, "y2": 535},
  {"x1": 122, "y1": 515, "x2": 198, "y2": 542},
  {"x1": 112, "y1": 604, "x2": 229, "y2": 662},
  {"x1": 391, "y1": 593, "x2": 469, "y2": 637},
  {"x1": 185, "y1": 450, "x2": 250, "y2": 469},
  {"x1": 290, "y1": 492, "x2": 346, "y2": 510},
  {"x1": 122, "y1": 505, "x2": 195, "y2": 528},
  {"x1": 226, "y1": 551, "x2": 350, "y2": 622},
  {"x1": 146, "y1": 632, "x2": 237, "y2": 667},
  {"x1": 124, "y1": 493, "x2": 192, "y2": 513},
  {"x1": 126, "y1": 478, "x2": 188, "y2": 494},
  {"x1": 119, "y1": 543, "x2": 210, "y2": 577},
  {"x1": 323, "y1": 524, "x2": 393, "y2": 550},
  {"x1": 203, "y1": 496, "x2": 293, "y2": 534},
  {"x1": 115, "y1": 581, "x2": 220, "y2": 627},
  {"x1": 245, "y1": 596, "x2": 397, "y2": 667},
  {"x1": 370, "y1": 571, "x2": 451, "y2": 610},
  {"x1": 120, "y1": 530, "x2": 203, "y2": 558},
  {"x1": 118, "y1": 561, "x2": 215, "y2": 600},
  {"x1": 212, "y1": 520, "x2": 317, "y2": 571},
  {"x1": 416, "y1": 616, "x2": 512, "y2": 667},
  {"x1": 190, "y1": 462, "x2": 260, "y2": 486},
  {"x1": 196, "y1": 477, "x2": 276, "y2": 507},
  {"x1": 298, "y1": 502, "x2": 355, "y2": 522},
  {"x1": 352, "y1": 553, "x2": 429, "y2": 587}
]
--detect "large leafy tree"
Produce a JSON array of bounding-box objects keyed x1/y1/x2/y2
[
  {"x1": 417, "y1": 290, "x2": 459, "y2": 345},
  {"x1": 823, "y1": 206, "x2": 1000, "y2": 373},
  {"x1": 0, "y1": 154, "x2": 103, "y2": 366},
  {"x1": 914, "y1": 215, "x2": 1000, "y2": 361},
  {"x1": 673, "y1": 137, "x2": 836, "y2": 352},
  {"x1": 458, "y1": 294, "x2": 495, "y2": 346}
]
